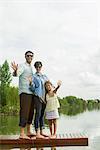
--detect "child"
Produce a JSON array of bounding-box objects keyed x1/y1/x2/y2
[{"x1": 45, "y1": 80, "x2": 61, "y2": 138}]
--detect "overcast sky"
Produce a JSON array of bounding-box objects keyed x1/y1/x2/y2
[{"x1": 0, "y1": 0, "x2": 99, "y2": 99}]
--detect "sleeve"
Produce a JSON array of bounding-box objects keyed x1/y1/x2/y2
[
  {"x1": 43, "y1": 74, "x2": 49, "y2": 81},
  {"x1": 30, "y1": 76, "x2": 39, "y2": 92},
  {"x1": 33, "y1": 76, "x2": 40, "y2": 88},
  {"x1": 53, "y1": 85, "x2": 60, "y2": 93},
  {"x1": 17, "y1": 64, "x2": 25, "y2": 77},
  {"x1": 30, "y1": 82, "x2": 35, "y2": 92},
  {"x1": 45, "y1": 94, "x2": 48, "y2": 102}
]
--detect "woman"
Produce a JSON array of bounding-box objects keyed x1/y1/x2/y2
[{"x1": 29, "y1": 61, "x2": 48, "y2": 138}]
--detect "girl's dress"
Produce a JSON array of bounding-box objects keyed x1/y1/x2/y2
[{"x1": 45, "y1": 93, "x2": 60, "y2": 120}]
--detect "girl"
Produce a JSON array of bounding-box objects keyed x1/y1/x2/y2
[{"x1": 45, "y1": 80, "x2": 61, "y2": 138}]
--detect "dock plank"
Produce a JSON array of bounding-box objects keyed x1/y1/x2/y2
[{"x1": 0, "y1": 134, "x2": 88, "y2": 148}]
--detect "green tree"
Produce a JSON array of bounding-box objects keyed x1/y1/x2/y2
[
  {"x1": 0, "y1": 60, "x2": 12, "y2": 86},
  {"x1": 0, "y1": 60, "x2": 12, "y2": 106}
]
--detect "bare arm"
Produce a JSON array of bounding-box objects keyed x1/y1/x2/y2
[{"x1": 53, "y1": 80, "x2": 62, "y2": 93}]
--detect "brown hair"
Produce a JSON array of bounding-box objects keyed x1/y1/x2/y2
[
  {"x1": 44, "y1": 81, "x2": 52, "y2": 93},
  {"x1": 44, "y1": 81, "x2": 52, "y2": 102},
  {"x1": 45, "y1": 80, "x2": 52, "y2": 87}
]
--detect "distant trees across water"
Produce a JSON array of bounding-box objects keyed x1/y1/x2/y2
[
  {"x1": 0, "y1": 60, "x2": 100, "y2": 115},
  {"x1": 59, "y1": 96, "x2": 100, "y2": 116}
]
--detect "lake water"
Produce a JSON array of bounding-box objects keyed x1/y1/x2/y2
[{"x1": 0, "y1": 110, "x2": 100, "y2": 150}]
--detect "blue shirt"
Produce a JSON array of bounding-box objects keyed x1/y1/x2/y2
[{"x1": 30, "y1": 72, "x2": 48, "y2": 102}]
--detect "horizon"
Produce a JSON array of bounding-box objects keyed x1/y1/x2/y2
[{"x1": 1, "y1": 0, "x2": 99, "y2": 99}]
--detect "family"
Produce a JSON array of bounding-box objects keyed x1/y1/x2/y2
[{"x1": 11, "y1": 50, "x2": 61, "y2": 140}]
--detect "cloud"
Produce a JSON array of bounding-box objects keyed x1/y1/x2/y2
[
  {"x1": 0, "y1": 0, "x2": 98, "y2": 99},
  {"x1": 79, "y1": 71, "x2": 100, "y2": 86}
]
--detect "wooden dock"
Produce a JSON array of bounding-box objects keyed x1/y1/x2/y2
[{"x1": 0, "y1": 133, "x2": 88, "y2": 149}]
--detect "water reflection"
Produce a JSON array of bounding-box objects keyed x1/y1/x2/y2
[
  {"x1": 1, "y1": 110, "x2": 100, "y2": 150},
  {"x1": 59, "y1": 96, "x2": 100, "y2": 117},
  {"x1": 36, "y1": 148, "x2": 56, "y2": 150},
  {"x1": 13, "y1": 148, "x2": 56, "y2": 150},
  {"x1": 19, "y1": 148, "x2": 44, "y2": 150}
]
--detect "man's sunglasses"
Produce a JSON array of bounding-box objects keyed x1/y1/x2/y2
[{"x1": 26, "y1": 55, "x2": 33, "y2": 57}]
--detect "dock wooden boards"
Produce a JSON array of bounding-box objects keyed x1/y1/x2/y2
[{"x1": 0, "y1": 133, "x2": 88, "y2": 149}]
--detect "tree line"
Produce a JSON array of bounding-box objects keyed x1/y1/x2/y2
[
  {"x1": 0, "y1": 60, "x2": 100, "y2": 115},
  {"x1": 59, "y1": 96, "x2": 100, "y2": 116},
  {"x1": 0, "y1": 60, "x2": 19, "y2": 115}
]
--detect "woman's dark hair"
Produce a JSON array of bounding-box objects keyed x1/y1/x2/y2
[{"x1": 34, "y1": 61, "x2": 42, "y2": 68}]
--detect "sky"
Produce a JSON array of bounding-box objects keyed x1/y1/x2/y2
[{"x1": 0, "y1": 0, "x2": 99, "y2": 100}]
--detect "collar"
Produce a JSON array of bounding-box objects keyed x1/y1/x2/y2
[
  {"x1": 25, "y1": 62, "x2": 31, "y2": 66},
  {"x1": 35, "y1": 72, "x2": 42, "y2": 76}
]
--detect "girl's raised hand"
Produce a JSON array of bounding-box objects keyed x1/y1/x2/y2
[{"x1": 57, "y1": 80, "x2": 62, "y2": 86}]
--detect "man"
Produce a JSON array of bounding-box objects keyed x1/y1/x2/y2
[{"x1": 11, "y1": 51, "x2": 35, "y2": 139}]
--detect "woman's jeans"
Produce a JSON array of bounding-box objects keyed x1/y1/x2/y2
[{"x1": 34, "y1": 95, "x2": 46, "y2": 132}]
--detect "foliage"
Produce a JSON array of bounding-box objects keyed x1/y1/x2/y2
[
  {"x1": 0, "y1": 60, "x2": 19, "y2": 114},
  {"x1": 0, "y1": 60, "x2": 100, "y2": 116},
  {"x1": 0, "y1": 115, "x2": 19, "y2": 134},
  {"x1": 59, "y1": 96, "x2": 99, "y2": 116},
  {"x1": 0, "y1": 60, "x2": 12, "y2": 86},
  {"x1": 0, "y1": 60, "x2": 12, "y2": 106}
]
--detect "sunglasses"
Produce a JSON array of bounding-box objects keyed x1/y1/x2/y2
[
  {"x1": 26, "y1": 55, "x2": 33, "y2": 57},
  {"x1": 35, "y1": 66, "x2": 42, "y2": 68}
]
